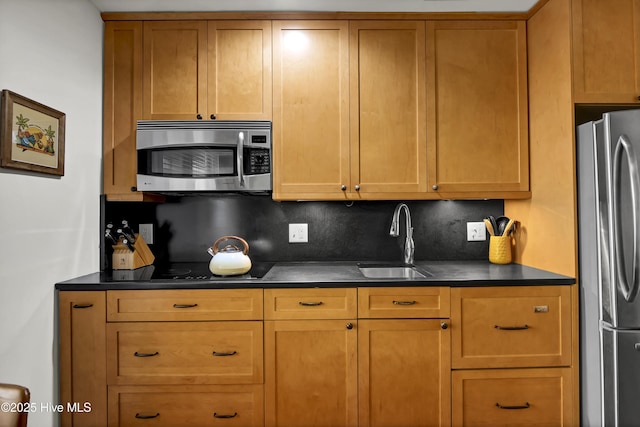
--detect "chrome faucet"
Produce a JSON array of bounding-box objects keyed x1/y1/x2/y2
[{"x1": 389, "y1": 202, "x2": 414, "y2": 265}]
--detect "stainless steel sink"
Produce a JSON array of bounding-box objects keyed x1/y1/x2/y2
[{"x1": 358, "y1": 265, "x2": 429, "y2": 279}]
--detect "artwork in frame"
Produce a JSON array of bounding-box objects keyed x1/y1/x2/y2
[{"x1": 0, "y1": 90, "x2": 65, "y2": 176}]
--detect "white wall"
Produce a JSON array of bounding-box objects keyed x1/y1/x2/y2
[{"x1": 0, "y1": 0, "x2": 103, "y2": 425}]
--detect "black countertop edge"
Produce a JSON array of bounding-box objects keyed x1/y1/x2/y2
[{"x1": 54, "y1": 260, "x2": 576, "y2": 291}]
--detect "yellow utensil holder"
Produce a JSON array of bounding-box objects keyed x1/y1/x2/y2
[{"x1": 489, "y1": 235, "x2": 513, "y2": 264}]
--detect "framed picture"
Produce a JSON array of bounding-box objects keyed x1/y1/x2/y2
[{"x1": 1, "y1": 90, "x2": 66, "y2": 176}]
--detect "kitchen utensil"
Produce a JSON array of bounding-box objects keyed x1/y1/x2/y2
[
  {"x1": 503, "y1": 218, "x2": 516, "y2": 236},
  {"x1": 488, "y1": 216, "x2": 498, "y2": 236},
  {"x1": 207, "y1": 235, "x2": 252, "y2": 276},
  {"x1": 483, "y1": 218, "x2": 495, "y2": 236},
  {"x1": 495, "y1": 216, "x2": 510, "y2": 236}
]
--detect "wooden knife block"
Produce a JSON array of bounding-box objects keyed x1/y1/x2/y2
[{"x1": 112, "y1": 234, "x2": 155, "y2": 270}]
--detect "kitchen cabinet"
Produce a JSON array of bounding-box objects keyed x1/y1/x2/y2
[
  {"x1": 349, "y1": 21, "x2": 427, "y2": 198},
  {"x1": 103, "y1": 19, "x2": 271, "y2": 201},
  {"x1": 272, "y1": 21, "x2": 426, "y2": 200},
  {"x1": 143, "y1": 20, "x2": 271, "y2": 120},
  {"x1": 450, "y1": 285, "x2": 575, "y2": 426},
  {"x1": 358, "y1": 287, "x2": 450, "y2": 427},
  {"x1": 59, "y1": 289, "x2": 265, "y2": 427},
  {"x1": 264, "y1": 288, "x2": 358, "y2": 427},
  {"x1": 451, "y1": 368, "x2": 573, "y2": 427},
  {"x1": 572, "y1": 0, "x2": 640, "y2": 103},
  {"x1": 271, "y1": 21, "x2": 351, "y2": 200},
  {"x1": 426, "y1": 21, "x2": 529, "y2": 197},
  {"x1": 103, "y1": 21, "x2": 148, "y2": 201},
  {"x1": 58, "y1": 291, "x2": 107, "y2": 427}
]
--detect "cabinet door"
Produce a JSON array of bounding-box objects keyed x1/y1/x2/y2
[
  {"x1": 264, "y1": 319, "x2": 357, "y2": 427},
  {"x1": 272, "y1": 21, "x2": 351, "y2": 200},
  {"x1": 103, "y1": 21, "x2": 143, "y2": 200},
  {"x1": 59, "y1": 291, "x2": 107, "y2": 427},
  {"x1": 451, "y1": 368, "x2": 574, "y2": 427},
  {"x1": 427, "y1": 21, "x2": 529, "y2": 196},
  {"x1": 143, "y1": 21, "x2": 208, "y2": 120},
  {"x1": 573, "y1": 0, "x2": 640, "y2": 103},
  {"x1": 359, "y1": 319, "x2": 450, "y2": 427},
  {"x1": 208, "y1": 21, "x2": 272, "y2": 120},
  {"x1": 350, "y1": 21, "x2": 427, "y2": 197}
]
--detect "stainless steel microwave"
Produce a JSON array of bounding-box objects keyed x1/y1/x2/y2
[{"x1": 136, "y1": 120, "x2": 271, "y2": 193}]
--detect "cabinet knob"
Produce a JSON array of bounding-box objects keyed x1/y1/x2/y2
[
  {"x1": 637, "y1": 96, "x2": 640, "y2": 101},
  {"x1": 432, "y1": 184, "x2": 438, "y2": 191},
  {"x1": 131, "y1": 186, "x2": 138, "y2": 192},
  {"x1": 354, "y1": 185, "x2": 360, "y2": 191},
  {"x1": 440, "y1": 322, "x2": 448, "y2": 330},
  {"x1": 346, "y1": 322, "x2": 353, "y2": 330},
  {"x1": 210, "y1": 114, "x2": 216, "y2": 120},
  {"x1": 341, "y1": 185, "x2": 347, "y2": 191},
  {"x1": 196, "y1": 114, "x2": 203, "y2": 120}
]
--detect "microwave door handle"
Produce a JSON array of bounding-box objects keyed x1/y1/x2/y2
[{"x1": 237, "y1": 132, "x2": 245, "y2": 187}]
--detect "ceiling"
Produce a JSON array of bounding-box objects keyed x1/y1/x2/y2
[{"x1": 89, "y1": 0, "x2": 539, "y2": 13}]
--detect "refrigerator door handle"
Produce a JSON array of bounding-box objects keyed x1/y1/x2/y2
[{"x1": 613, "y1": 134, "x2": 640, "y2": 301}]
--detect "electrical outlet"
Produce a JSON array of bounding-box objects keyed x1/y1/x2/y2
[
  {"x1": 289, "y1": 223, "x2": 308, "y2": 243},
  {"x1": 466, "y1": 222, "x2": 486, "y2": 242},
  {"x1": 139, "y1": 223, "x2": 154, "y2": 244}
]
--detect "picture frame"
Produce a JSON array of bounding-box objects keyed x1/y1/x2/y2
[{"x1": 1, "y1": 90, "x2": 66, "y2": 176}]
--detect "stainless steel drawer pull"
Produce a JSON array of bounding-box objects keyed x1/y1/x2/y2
[
  {"x1": 173, "y1": 303, "x2": 198, "y2": 308},
  {"x1": 72, "y1": 303, "x2": 94, "y2": 309},
  {"x1": 299, "y1": 301, "x2": 323, "y2": 306},
  {"x1": 393, "y1": 300, "x2": 417, "y2": 305},
  {"x1": 496, "y1": 402, "x2": 530, "y2": 410},
  {"x1": 212, "y1": 351, "x2": 237, "y2": 356},
  {"x1": 214, "y1": 412, "x2": 238, "y2": 419},
  {"x1": 134, "y1": 351, "x2": 159, "y2": 357},
  {"x1": 494, "y1": 324, "x2": 529, "y2": 330},
  {"x1": 135, "y1": 412, "x2": 160, "y2": 419}
]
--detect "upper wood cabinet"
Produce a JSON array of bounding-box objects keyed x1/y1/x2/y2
[
  {"x1": 143, "y1": 20, "x2": 272, "y2": 120},
  {"x1": 272, "y1": 20, "x2": 427, "y2": 201},
  {"x1": 572, "y1": 0, "x2": 640, "y2": 103},
  {"x1": 350, "y1": 21, "x2": 428, "y2": 198},
  {"x1": 103, "y1": 21, "x2": 145, "y2": 201},
  {"x1": 426, "y1": 21, "x2": 529, "y2": 196},
  {"x1": 272, "y1": 20, "x2": 351, "y2": 200}
]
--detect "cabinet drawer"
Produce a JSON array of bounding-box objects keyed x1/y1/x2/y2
[
  {"x1": 451, "y1": 286, "x2": 571, "y2": 368},
  {"x1": 107, "y1": 289, "x2": 263, "y2": 321},
  {"x1": 108, "y1": 384, "x2": 263, "y2": 427},
  {"x1": 264, "y1": 288, "x2": 357, "y2": 319},
  {"x1": 451, "y1": 368, "x2": 573, "y2": 427},
  {"x1": 358, "y1": 287, "x2": 450, "y2": 318},
  {"x1": 107, "y1": 321, "x2": 263, "y2": 385}
]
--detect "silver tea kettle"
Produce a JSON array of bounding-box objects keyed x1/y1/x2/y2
[{"x1": 207, "y1": 235, "x2": 252, "y2": 276}]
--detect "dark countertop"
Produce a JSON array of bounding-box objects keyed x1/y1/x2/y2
[{"x1": 55, "y1": 260, "x2": 575, "y2": 291}]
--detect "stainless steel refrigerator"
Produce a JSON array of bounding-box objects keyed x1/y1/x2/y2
[{"x1": 578, "y1": 109, "x2": 640, "y2": 427}]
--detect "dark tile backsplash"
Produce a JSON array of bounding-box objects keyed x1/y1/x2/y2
[{"x1": 102, "y1": 194, "x2": 503, "y2": 269}]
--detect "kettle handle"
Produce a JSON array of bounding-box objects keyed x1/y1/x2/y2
[{"x1": 210, "y1": 235, "x2": 250, "y2": 255}]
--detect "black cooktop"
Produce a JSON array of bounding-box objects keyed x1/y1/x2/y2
[{"x1": 108, "y1": 261, "x2": 273, "y2": 282}]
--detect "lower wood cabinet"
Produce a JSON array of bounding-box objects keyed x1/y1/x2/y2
[
  {"x1": 108, "y1": 384, "x2": 264, "y2": 427},
  {"x1": 450, "y1": 286, "x2": 575, "y2": 427},
  {"x1": 451, "y1": 368, "x2": 573, "y2": 427},
  {"x1": 59, "y1": 284, "x2": 573, "y2": 427},
  {"x1": 264, "y1": 319, "x2": 358, "y2": 427},
  {"x1": 358, "y1": 319, "x2": 450, "y2": 427},
  {"x1": 58, "y1": 291, "x2": 108, "y2": 427}
]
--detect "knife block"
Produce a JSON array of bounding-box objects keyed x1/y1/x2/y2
[{"x1": 112, "y1": 234, "x2": 155, "y2": 270}]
